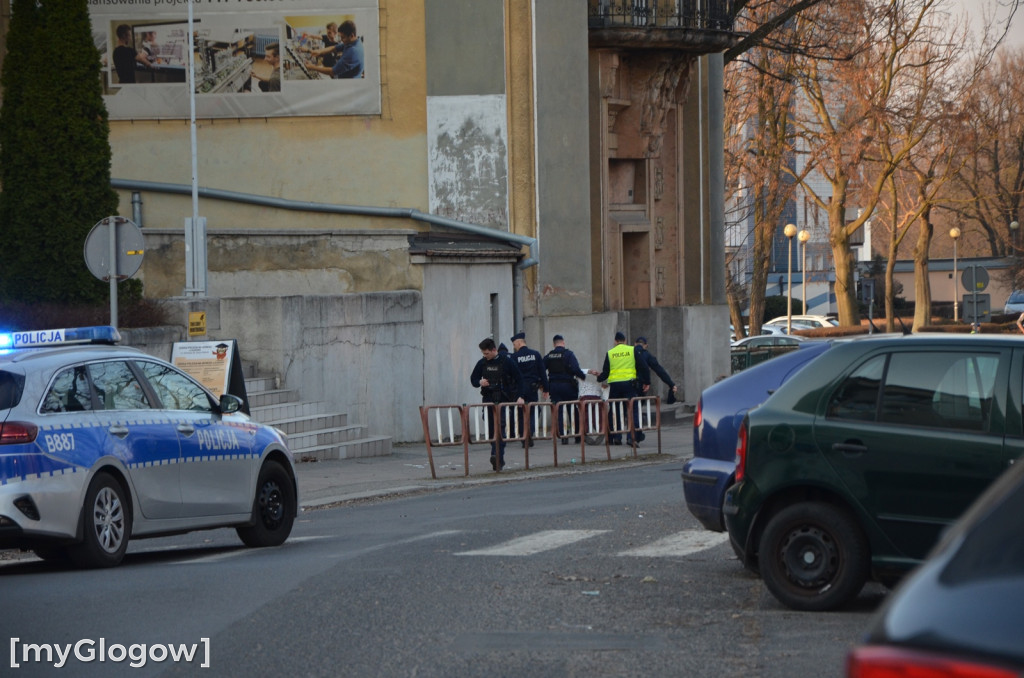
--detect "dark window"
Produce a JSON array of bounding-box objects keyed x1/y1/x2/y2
[
  {"x1": 135, "y1": 361, "x2": 213, "y2": 412},
  {"x1": 0, "y1": 371, "x2": 24, "y2": 410},
  {"x1": 828, "y1": 351, "x2": 997, "y2": 432},
  {"x1": 880, "y1": 352, "x2": 996, "y2": 431},
  {"x1": 41, "y1": 366, "x2": 95, "y2": 413},
  {"x1": 828, "y1": 355, "x2": 885, "y2": 421},
  {"x1": 928, "y1": 353, "x2": 997, "y2": 432},
  {"x1": 88, "y1": 361, "x2": 151, "y2": 410}
]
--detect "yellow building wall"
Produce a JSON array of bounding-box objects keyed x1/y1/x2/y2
[{"x1": 110, "y1": 3, "x2": 429, "y2": 233}]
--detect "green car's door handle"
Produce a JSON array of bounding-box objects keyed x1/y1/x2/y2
[{"x1": 832, "y1": 442, "x2": 867, "y2": 455}]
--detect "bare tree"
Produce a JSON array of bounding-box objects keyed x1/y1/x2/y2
[
  {"x1": 725, "y1": 0, "x2": 1022, "y2": 330},
  {"x1": 863, "y1": 2, "x2": 983, "y2": 331},
  {"x1": 787, "y1": 0, "x2": 988, "y2": 326},
  {"x1": 723, "y1": 6, "x2": 805, "y2": 336},
  {"x1": 951, "y1": 49, "x2": 1024, "y2": 269}
]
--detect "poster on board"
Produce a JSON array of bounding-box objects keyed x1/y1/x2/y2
[
  {"x1": 171, "y1": 339, "x2": 250, "y2": 414},
  {"x1": 89, "y1": 0, "x2": 380, "y2": 119}
]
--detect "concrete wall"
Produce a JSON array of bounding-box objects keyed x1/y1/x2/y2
[
  {"x1": 422, "y1": 261, "x2": 515, "y2": 410},
  {"x1": 119, "y1": 325, "x2": 185, "y2": 363},
  {"x1": 140, "y1": 229, "x2": 420, "y2": 299},
  {"x1": 533, "y1": 0, "x2": 593, "y2": 317},
  {"x1": 523, "y1": 303, "x2": 730, "y2": 405},
  {"x1": 126, "y1": 292, "x2": 728, "y2": 444},
  {"x1": 161, "y1": 292, "x2": 425, "y2": 443}
]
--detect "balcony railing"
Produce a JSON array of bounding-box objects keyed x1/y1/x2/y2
[{"x1": 588, "y1": 0, "x2": 735, "y2": 32}]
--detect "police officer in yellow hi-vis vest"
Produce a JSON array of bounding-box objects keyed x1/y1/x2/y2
[{"x1": 591, "y1": 331, "x2": 650, "y2": 445}]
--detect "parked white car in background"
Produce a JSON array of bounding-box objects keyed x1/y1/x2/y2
[
  {"x1": 765, "y1": 315, "x2": 838, "y2": 329},
  {"x1": 1004, "y1": 290, "x2": 1024, "y2": 315}
]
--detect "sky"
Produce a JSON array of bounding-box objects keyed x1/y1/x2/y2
[{"x1": 953, "y1": 0, "x2": 1024, "y2": 49}]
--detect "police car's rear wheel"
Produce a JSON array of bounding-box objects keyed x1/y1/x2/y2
[
  {"x1": 237, "y1": 460, "x2": 295, "y2": 548},
  {"x1": 68, "y1": 473, "x2": 131, "y2": 569}
]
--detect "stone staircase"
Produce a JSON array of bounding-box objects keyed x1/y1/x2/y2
[{"x1": 244, "y1": 376, "x2": 392, "y2": 463}]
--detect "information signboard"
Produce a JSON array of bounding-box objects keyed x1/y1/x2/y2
[{"x1": 171, "y1": 339, "x2": 249, "y2": 413}]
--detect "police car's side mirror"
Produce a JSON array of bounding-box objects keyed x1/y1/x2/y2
[{"x1": 219, "y1": 393, "x2": 243, "y2": 414}]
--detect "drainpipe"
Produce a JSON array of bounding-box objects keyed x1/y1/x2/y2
[
  {"x1": 131, "y1": 192, "x2": 144, "y2": 228},
  {"x1": 111, "y1": 178, "x2": 538, "y2": 326}
]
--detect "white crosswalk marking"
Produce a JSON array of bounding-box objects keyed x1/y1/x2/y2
[
  {"x1": 617, "y1": 530, "x2": 728, "y2": 557},
  {"x1": 455, "y1": 529, "x2": 609, "y2": 557}
]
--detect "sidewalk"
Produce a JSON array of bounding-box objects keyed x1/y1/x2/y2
[{"x1": 296, "y1": 413, "x2": 695, "y2": 508}]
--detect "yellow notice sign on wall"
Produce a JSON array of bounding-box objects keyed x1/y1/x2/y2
[{"x1": 188, "y1": 311, "x2": 207, "y2": 337}]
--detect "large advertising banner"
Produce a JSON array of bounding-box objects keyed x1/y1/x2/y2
[{"x1": 89, "y1": 0, "x2": 380, "y2": 119}]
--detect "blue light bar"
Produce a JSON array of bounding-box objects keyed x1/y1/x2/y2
[{"x1": 0, "y1": 326, "x2": 121, "y2": 349}]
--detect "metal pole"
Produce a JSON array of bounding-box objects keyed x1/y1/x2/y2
[
  {"x1": 108, "y1": 218, "x2": 118, "y2": 328},
  {"x1": 972, "y1": 266, "x2": 978, "y2": 325},
  {"x1": 953, "y1": 239, "x2": 958, "y2": 323},
  {"x1": 784, "y1": 224, "x2": 796, "y2": 333},
  {"x1": 801, "y1": 240, "x2": 807, "y2": 312},
  {"x1": 186, "y1": 0, "x2": 204, "y2": 297},
  {"x1": 786, "y1": 236, "x2": 793, "y2": 334}
]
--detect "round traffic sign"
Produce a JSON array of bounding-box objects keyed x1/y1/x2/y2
[
  {"x1": 960, "y1": 265, "x2": 989, "y2": 292},
  {"x1": 84, "y1": 216, "x2": 145, "y2": 281}
]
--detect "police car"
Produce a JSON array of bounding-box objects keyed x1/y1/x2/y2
[{"x1": 0, "y1": 326, "x2": 297, "y2": 568}]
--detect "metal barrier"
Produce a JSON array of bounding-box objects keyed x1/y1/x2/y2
[
  {"x1": 467, "y1": 402, "x2": 501, "y2": 450},
  {"x1": 606, "y1": 398, "x2": 634, "y2": 456},
  {"x1": 420, "y1": 404, "x2": 469, "y2": 479},
  {"x1": 552, "y1": 399, "x2": 584, "y2": 465},
  {"x1": 553, "y1": 399, "x2": 609, "y2": 464},
  {"x1": 633, "y1": 395, "x2": 662, "y2": 453},
  {"x1": 580, "y1": 398, "x2": 609, "y2": 462},
  {"x1": 420, "y1": 396, "x2": 662, "y2": 478},
  {"x1": 525, "y1": 401, "x2": 556, "y2": 468}
]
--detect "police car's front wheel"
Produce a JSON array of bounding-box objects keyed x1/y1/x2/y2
[
  {"x1": 68, "y1": 472, "x2": 132, "y2": 568},
  {"x1": 237, "y1": 460, "x2": 295, "y2": 548}
]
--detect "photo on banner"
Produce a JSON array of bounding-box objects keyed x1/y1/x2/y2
[{"x1": 89, "y1": 0, "x2": 380, "y2": 119}]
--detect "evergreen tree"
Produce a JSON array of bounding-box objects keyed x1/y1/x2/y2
[{"x1": 0, "y1": 0, "x2": 118, "y2": 304}]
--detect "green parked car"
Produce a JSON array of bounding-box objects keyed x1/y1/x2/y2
[{"x1": 724, "y1": 334, "x2": 1023, "y2": 611}]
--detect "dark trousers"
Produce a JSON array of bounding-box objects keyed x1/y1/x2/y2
[
  {"x1": 484, "y1": 401, "x2": 508, "y2": 462},
  {"x1": 608, "y1": 381, "x2": 640, "y2": 443},
  {"x1": 517, "y1": 390, "x2": 538, "y2": 438}
]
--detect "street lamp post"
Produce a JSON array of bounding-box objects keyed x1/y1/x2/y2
[
  {"x1": 799, "y1": 229, "x2": 810, "y2": 313},
  {"x1": 784, "y1": 223, "x2": 798, "y2": 333},
  {"x1": 950, "y1": 227, "x2": 961, "y2": 323},
  {"x1": 1011, "y1": 220, "x2": 1020, "y2": 251}
]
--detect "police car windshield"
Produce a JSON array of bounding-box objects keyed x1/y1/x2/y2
[{"x1": 0, "y1": 371, "x2": 24, "y2": 410}]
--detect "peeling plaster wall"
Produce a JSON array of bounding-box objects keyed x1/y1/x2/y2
[{"x1": 427, "y1": 95, "x2": 510, "y2": 229}]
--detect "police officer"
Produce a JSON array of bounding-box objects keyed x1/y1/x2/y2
[
  {"x1": 634, "y1": 336, "x2": 678, "y2": 403},
  {"x1": 591, "y1": 331, "x2": 650, "y2": 445},
  {"x1": 470, "y1": 337, "x2": 524, "y2": 470},
  {"x1": 544, "y1": 334, "x2": 586, "y2": 442},
  {"x1": 511, "y1": 331, "x2": 547, "y2": 447}
]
